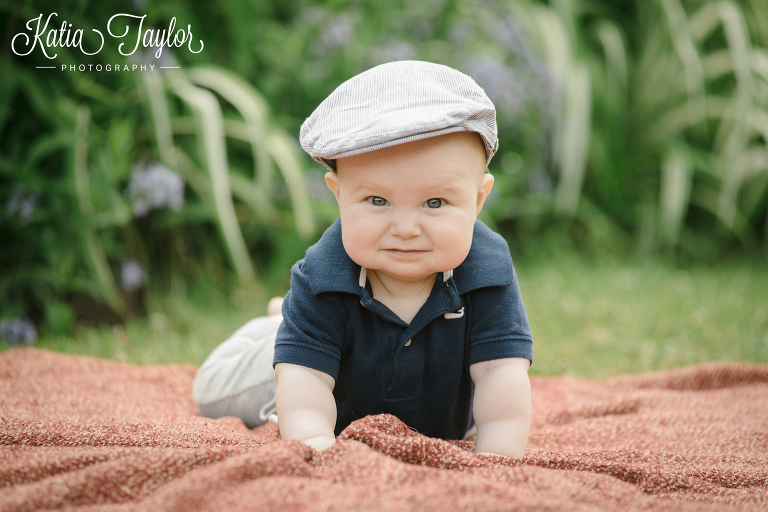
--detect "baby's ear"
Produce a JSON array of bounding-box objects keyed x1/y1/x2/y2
[
  {"x1": 476, "y1": 174, "x2": 494, "y2": 215},
  {"x1": 324, "y1": 171, "x2": 341, "y2": 201}
]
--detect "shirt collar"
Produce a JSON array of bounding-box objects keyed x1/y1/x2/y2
[
  {"x1": 358, "y1": 267, "x2": 453, "y2": 288},
  {"x1": 305, "y1": 218, "x2": 514, "y2": 296},
  {"x1": 453, "y1": 219, "x2": 516, "y2": 294}
]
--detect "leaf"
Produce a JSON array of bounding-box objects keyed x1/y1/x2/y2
[
  {"x1": 659, "y1": 0, "x2": 706, "y2": 128},
  {"x1": 710, "y1": 1, "x2": 755, "y2": 230},
  {"x1": 166, "y1": 70, "x2": 256, "y2": 283},
  {"x1": 72, "y1": 105, "x2": 128, "y2": 316},
  {"x1": 659, "y1": 148, "x2": 693, "y2": 248},
  {"x1": 595, "y1": 21, "x2": 628, "y2": 96},
  {"x1": 187, "y1": 67, "x2": 273, "y2": 196},
  {"x1": 527, "y1": 5, "x2": 591, "y2": 216},
  {"x1": 266, "y1": 130, "x2": 315, "y2": 239},
  {"x1": 189, "y1": 66, "x2": 315, "y2": 237},
  {"x1": 554, "y1": 62, "x2": 591, "y2": 216}
]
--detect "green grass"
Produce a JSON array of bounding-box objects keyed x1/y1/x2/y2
[
  {"x1": 519, "y1": 254, "x2": 768, "y2": 378},
  {"x1": 9, "y1": 254, "x2": 767, "y2": 380},
  {"x1": 21, "y1": 281, "x2": 274, "y2": 368}
]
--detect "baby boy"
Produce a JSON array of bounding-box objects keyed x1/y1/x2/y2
[{"x1": 194, "y1": 61, "x2": 533, "y2": 457}]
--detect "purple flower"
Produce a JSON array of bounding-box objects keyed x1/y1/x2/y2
[
  {"x1": 465, "y1": 56, "x2": 523, "y2": 119},
  {"x1": 318, "y1": 13, "x2": 355, "y2": 49},
  {"x1": 492, "y1": 17, "x2": 524, "y2": 50},
  {"x1": 120, "y1": 259, "x2": 146, "y2": 292},
  {"x1": 448, "y1": 22, "x2": 474, "y2": 46},
  {"x1": 0, "y1": 318, "x2": 37, "y2": 347},
  {"x1": 6, "y1": 186, "x2": 39, "y2": 225},
  {"x1": 491, "y1": 15, "x2": 554, "y2": 117},
  {"x1": 126, "y1": 162, "x2": 184, "y2": 217}
]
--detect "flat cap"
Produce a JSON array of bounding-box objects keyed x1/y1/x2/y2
[{"x1": 299, "y1": 60, "x2": 499, "y2": 171}]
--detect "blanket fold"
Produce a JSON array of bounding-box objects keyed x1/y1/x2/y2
[{"x1": 1, "y1": 348, "x2": 766, "y2": 511}]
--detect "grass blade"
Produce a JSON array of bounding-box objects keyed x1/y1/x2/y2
[
  {"x1": 138, "y1": 70, "x2": 178, "y2": 170},
  {"x1": 187, "y1": 67, "x2": 274, "y2": 220},
  {"x1": 710, "y1": 1, "x2": 754, "y2": 232},
  {"x1": 73, "y1": 105, "x2": 128, "y2": 316},
  {"x1": 265, "y1": 130, "x2": 315, "y2": 239},
  {"x1": 528, "y1": 6, "x2": 592, "y2": 216},
  {"x1": 659, "y1": 148, "x2": 693, "y2": 248},
  {"x1": 167, "y1": 70, "x2": 255, "y2": 283},
  {"x1": 659, "y1": 0, "x2": 706, "y2": 127},
  {"x1": 554, "y1": 62, "x2": 591, "y2": 216},
  {"x1": 596, "y1": 21, "x2": 628, "y2": 96},
  {"x1": 187, "y1": 66, "x2": 315, "y2": 238}
]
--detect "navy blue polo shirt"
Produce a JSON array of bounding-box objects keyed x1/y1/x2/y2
[{"x1": 273, "y1": 218, "x2": 533, "y2": 440}]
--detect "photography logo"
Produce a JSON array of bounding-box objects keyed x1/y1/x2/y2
[{"x1": 11, "y1": 12, "x2": 204, "y2": 72}]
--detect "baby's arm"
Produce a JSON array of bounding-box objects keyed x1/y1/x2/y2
[
  {"x1": 274, "y1": 362, "x2": 337, "y2": 451},
  {"x1": 469, "y1": 357, "x2": 531, "y2": 458}
]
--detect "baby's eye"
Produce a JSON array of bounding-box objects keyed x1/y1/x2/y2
[
  {"x1": 368, "y1": 196, "x2": 388, "y2": 206},
  {"x1": 425, "y1": 198, "x2": 444, "y2": 209}
]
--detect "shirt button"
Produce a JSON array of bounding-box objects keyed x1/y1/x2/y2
[{"x1": 404, "y1": 339, "x2": 412, "y2": 347}]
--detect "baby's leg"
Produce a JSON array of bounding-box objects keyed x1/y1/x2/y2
[{"x1": 193, "y1": 306, "x2": 282, "y2": 428}]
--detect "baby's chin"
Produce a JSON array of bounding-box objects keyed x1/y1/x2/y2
[
  {"x1": 367, "y1": 263, "x2": 460, "y2": 283},
  {"x1": 346, "y1": 246, "x2": 470, "y2": 281}
]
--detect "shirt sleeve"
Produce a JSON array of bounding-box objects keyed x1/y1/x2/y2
[
  {"x1": 466, "y1": 272, "x2": 534, "y2": 366},
  {"x1": 273, "y1": 259, "x2": 348, "y2": 380}
]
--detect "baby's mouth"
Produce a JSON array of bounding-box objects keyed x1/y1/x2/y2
[{"x1": 384, "y1": 248, "x2": 428, "y2": 257}]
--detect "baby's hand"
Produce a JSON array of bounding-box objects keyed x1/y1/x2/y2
[
  {"x1": 303, "y1": 436, "x2": 336, "y2": 451},
  {"x1": 275, "y1": 363, "x2": 337, "y2": 452}
]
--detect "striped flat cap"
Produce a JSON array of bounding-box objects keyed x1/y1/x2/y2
[{"x1": 300, "y1": 60, "x2": 499, "y2": 171}]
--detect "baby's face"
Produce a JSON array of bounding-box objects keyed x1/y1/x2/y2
[{"x1": 326, "y1": 132, "x2": 494, "y2": 283}]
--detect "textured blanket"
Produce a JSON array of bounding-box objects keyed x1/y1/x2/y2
[{"x1": 1, "y1": 348, "x2": 766, "y2": 511}]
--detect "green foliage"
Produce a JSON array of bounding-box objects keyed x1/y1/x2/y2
[
  {"x1": 0, "y1": 0, "x2": 321, "y2": 335},
  {"x1": 504, "y1": 0, "x2": 768, "y2": 258},
  {"x1": 2, "y1": 0, "x2": 767, "y2": 339}
]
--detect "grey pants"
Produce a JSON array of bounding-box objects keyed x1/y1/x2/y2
[{"x1": 193, "y1": 314, "x2": 282, "y2": 428}]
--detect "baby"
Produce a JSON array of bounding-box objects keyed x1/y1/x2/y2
[{"x1": 194, "y1": 61, "x2": 533, "y2": 457}]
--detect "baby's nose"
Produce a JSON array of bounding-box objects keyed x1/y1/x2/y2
[{"x1": 389, "y1": 210, "x2": 421, "y2": 238}]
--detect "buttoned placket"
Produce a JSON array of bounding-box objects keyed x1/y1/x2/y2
[{"x1": 357, "y1": 267, "x2": 463, "y2": 397}]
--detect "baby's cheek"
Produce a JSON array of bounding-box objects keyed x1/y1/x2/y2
[
  {"x1": 341, "y1": 223, "x2": 377, "y2": 266},
  {"x1": 435, "y1": 225, "x2": 473, "y2": 268}
]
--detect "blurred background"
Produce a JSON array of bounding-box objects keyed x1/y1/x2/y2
[{"x1": 1, "y1": 0, "x2": 766, "y2": 377}]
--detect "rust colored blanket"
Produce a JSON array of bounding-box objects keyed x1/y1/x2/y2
[{"x1": 1, "y1": 348, "x2": 767, "y2": 511}]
